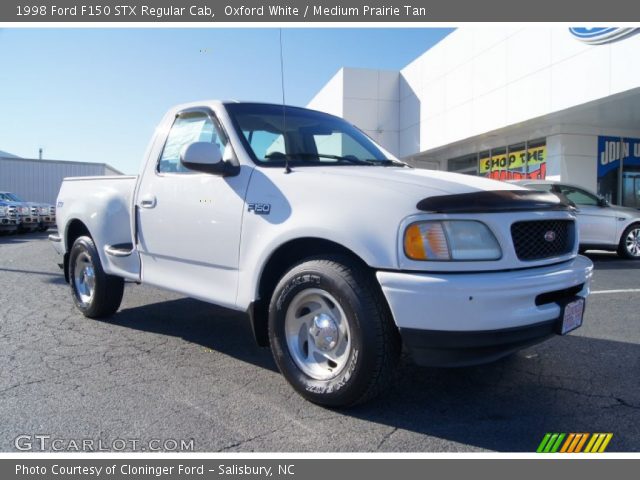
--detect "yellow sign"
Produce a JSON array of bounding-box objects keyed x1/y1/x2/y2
[{"x1": 480, "y1": 145, "x2": 546, "y2": 174}]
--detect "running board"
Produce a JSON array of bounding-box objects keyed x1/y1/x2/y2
[{"x1": 105, "y1": 243, "x2": 135, "y2": 257}]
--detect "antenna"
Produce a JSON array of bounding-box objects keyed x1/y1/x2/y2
[{"x1": 279, "y1": 28, "x2": 291, "y2": 174}]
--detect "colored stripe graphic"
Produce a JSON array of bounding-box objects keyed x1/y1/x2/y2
[
  {"x1": 550, "y1": 433, "x2": 565, "y2": 453},
  {"x1": 598, "y1": 433, "x2": 613, "y2": 453},
  {"x1": 584, "y1": 434, "x2": 598, "y2": 453},
  {"x1": 567, "y1": 433, "x2": 583, "y2": 453},
  {"x1": 537, "y1": 433, "x2": 552, "y2": 453},
  {"x1": 585, "y1": 433, "x2": 614, "y2": 453},
  {"x1": 574, "y1": 433, "x2": 589, "y2": 453},
  {"x1": 560, "y1": 433, "x2": 575, "y2": 453},
  {"x1": 544, "y1": 433, "x2": 559, "y2": 453},
  {"x1": 538, "y1": 433, "x2": 613, "y2": 453}
]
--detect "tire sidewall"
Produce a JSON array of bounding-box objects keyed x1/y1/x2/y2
[
  {"x1": 69, "y1": 236, "x2": 101, "y2": 316},
  {"x1": 269, "y1": 263, "x2": 378, "y2": 406},
  {"x1": 620, "y1": 224, "x2": 640, "y2": 259}
]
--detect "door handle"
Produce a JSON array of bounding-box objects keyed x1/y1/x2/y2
[{"x1": 139, "y1": 195, "x2": 157, "y2": 209}]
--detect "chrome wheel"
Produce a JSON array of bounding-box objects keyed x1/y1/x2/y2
[
  {"x1": 73, "y1": 251, "x2": 96, "y2": 306},
  {"x1": 625, "y1": 228, "x2": 640, "y2": 257},
  {"x1": 284, "y1": 288, "x2": 352, "y2": 380}
]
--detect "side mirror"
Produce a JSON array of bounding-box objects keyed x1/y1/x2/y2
[
  {"x1": 180, "y1": 142, "x2": 227, "y2": 175},
  {"x1": 598, "y1": 197, "x2": 609, "y2": 207}
]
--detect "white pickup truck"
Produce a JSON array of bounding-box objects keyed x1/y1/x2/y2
[{"x1": 51, "y1": 101, "x2": 593, "y2": 406}]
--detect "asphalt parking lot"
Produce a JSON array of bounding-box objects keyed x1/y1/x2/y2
[{"x1": 0, "y1": 231, "x2": 638, "y2": 452}]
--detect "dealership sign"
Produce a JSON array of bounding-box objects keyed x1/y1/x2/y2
[
  {"x1": 480, "y1": 144, "x2": 547, "y2": 180},
  {"x1": 569, "y1": 27, "x2": 638, "y2": 44},
  {"x1": 598, "y1": 136, "x2": 640, "y2": 177}
]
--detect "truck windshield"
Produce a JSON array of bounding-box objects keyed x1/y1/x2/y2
[{"x1": 225, "y1": 103, "x2": 403, "y2": 167}]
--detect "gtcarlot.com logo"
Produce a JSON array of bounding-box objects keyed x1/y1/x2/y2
[
  {"x1": 536, "y1": 433, "x2": 613, "y2": 453},
  {"x1": 14, "y1": 435, "x2": 195, "y2": 452}
]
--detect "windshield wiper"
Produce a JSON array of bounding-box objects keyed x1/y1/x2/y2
[
  {"x1": 264, "y1": 152, "x2": 406, "y2": 166},
  {"x1": 374, "y1": 159, "x2": 411, "y2": 168}
]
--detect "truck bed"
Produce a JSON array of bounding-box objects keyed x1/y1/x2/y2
[{"x1": 57, "y1": 175, "x2": 140, "y2": 280}]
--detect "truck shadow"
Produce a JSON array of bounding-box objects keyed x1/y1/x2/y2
[
  {"x1": 0, "y1": 230, "x2": 53, "y2": 245},
  {"x1": 0, "y1": 266, "x2": 67, "y2": 284},
  {"x1": 105, "y1": 297, "x2": 638, "y2": 452},
  {"x1": 109, "y1": 298, "x2": 278, "y2": 373}
]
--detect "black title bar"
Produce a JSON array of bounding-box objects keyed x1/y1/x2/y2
[{"x1": 1, "y1": 0, "x2": 640, "y2": 22}]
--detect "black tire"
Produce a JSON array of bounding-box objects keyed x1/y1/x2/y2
[
  {"x1": 268, "y1": 255, "x2": 400, "y2": 407},
  {"x1": 617, "y1": 223, "x2": 640, "y2": 259},
  {"x1": 68, "y1": 236, "x2": 124, "y2": 318}
]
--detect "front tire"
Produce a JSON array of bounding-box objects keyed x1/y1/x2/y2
[
  {"x1": 69, "y1": 236, "x2": 124, "y2": 318},
  {"x1": 618, "y1": 223, "x2": 640, "y2": 259},
  {"x1": 268, "y1": 256, "x2": 400, "y2": 407}
]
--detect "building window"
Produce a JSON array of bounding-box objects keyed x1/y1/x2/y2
[
  {"x1": 448, "y1": 154, "x2": 477, "y2": 175},
  {"x1": 448, "y1": 138, "x2": 546, "y2": 181}
]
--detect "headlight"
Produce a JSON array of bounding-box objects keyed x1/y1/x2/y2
[
  {"x1": 19, "y1": 206, "x2": 29, "y2": 215},
  {"x1": 39, "y1": 207, "x2": 49, "y2": 215},
  {"x1": 0, "y1": 206, "x2": 7, "y2": 217},
  {"x1": 404, "y1": 220, "x2": 502, "y2": 261}
]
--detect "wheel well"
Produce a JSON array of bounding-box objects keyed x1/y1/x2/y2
[
  {"x1": 63, "y1": 220, "x2": 92, "y2": 282},
  {"x1": 249, "y1": 237, "x2": 374, "y2": 346}
]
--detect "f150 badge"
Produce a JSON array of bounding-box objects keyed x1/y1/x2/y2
[{"x1": 248, "y1": 203, "x2": 271, "y2": 215}]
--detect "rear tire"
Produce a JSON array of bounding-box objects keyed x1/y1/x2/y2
[
  {"x1": 617, "y1": 223, "x2": 640, "y2": 259},
  {"x1": 268, "y1": 255, "x2": 400, "y2": 407},
  {"x1": 69, "y1": 236, "x2": 124, "y2": 318}
]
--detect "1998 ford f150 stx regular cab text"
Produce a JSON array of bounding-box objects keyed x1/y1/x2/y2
[{"x1": 50, "y1": 101, "x2": 593, "y2": 406}]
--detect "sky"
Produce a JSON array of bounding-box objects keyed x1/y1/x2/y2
[{"x1": 0, "y1": 28, "x2": 452, "y2": 174}]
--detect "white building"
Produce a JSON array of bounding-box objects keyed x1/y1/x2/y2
[
  {"x1": 308, "y1": 27, "x2": 640, "y2": 208},
  {"x1": 0, "y1": 155, "x2": 122, "y2": 204}
]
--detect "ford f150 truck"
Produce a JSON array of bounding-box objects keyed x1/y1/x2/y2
[
  {"x1": 0, "y1": 200, "x2": 19, "y2": 233},
  {"x1": 50, "y1": 101, "x2": 593, "y2": 406},
  {"x1": 0, "y1": 192, "x2": 56, "y2": 232}
]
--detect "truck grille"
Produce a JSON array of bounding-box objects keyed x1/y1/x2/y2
[
  {"x1": 511, "y1": 220, "x2": 575, "y2": 261},
  {"x1": 8, "y1": 206, "x2": 17, "y2": 220},
  {"x1": 30, "y1": 206, "x2": 39, "y2": 216}
]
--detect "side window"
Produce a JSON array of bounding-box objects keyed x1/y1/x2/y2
[
  {"x1": 558, "y1": 186, "x2": 599, "y2": 206},
  {"x1": 243, "y1": 130, "x2": 286, "y2": 160},
  {"x1": 158, "y1": 112, "x2": 227, "y2": 173}
]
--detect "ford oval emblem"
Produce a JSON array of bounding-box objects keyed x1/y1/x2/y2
[
  {"x1": 544, "y1": 230, "x2": 557, "y2": 242},
  {"x1": 569, "y1": 27, "x2": 638, "y2": 45}
]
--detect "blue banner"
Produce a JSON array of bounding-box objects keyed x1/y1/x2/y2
[{"x1": 598, "y1": 136, "x2": 640, "y2": 178}]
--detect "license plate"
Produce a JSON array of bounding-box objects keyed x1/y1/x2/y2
[{"x1": 561, "y1": 298, "x2": 585, "y2": 334}]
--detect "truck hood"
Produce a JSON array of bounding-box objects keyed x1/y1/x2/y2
[{"x1": 298, "y1": 165, "x2": 523, "y2": 197}]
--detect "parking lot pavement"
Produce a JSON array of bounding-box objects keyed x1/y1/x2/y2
[{"x1": 0, "y1": 232, "x2": 639, "y2": 453}]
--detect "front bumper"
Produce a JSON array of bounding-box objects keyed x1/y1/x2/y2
[
  {"x1": 376, "y1": 255, "x2": 593, "y2": 367},
  {"x1": 18, "y1": 217, "x2": 39, "y2": 230},
  {"x1": 0, "y1": 218, "x2": 18, "y2": 230}
]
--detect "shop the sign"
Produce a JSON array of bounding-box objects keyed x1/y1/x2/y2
[{"x1": 480, "y1": 144, "x2": 547, "y2": 180}]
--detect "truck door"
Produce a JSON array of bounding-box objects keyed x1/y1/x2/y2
[{"x1": 135, "y1": 109, "x2": 251, "y2": 308}]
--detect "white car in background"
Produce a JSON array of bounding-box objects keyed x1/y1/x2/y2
[{"x1": 511, "y1": 180, "x2": 640, "y2": 259}]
